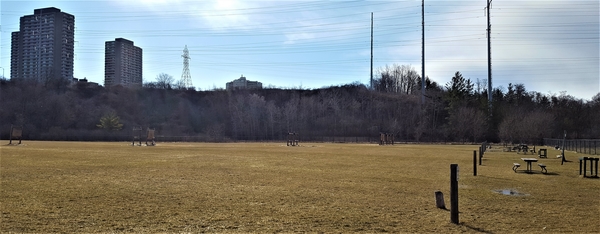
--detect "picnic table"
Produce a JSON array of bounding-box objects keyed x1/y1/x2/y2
[
  {"x1": 513, "y1": 144, "x2": 529, "y2": 154},
  {"x1": 521, "y1": 158, "x2": 538, "y2": 173}
]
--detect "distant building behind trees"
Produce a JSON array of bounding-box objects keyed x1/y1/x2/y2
[
  {"x1": 10, "y1": 7, "x2": 75, "y2": 82},
  {"x1": 104, "y1": 38, "x2": 143, "y2": 88},
  {"x1": 226, "y1": 75, "x2": 262, "y2": 90}
]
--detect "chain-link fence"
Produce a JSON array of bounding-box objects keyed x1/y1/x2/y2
[{"x1": 543, "y1": 138, "x2": 600, "y2": 155}]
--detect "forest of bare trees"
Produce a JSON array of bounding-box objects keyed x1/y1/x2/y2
[{"x1": 1, "y1": 68, "x2": 599, "y2": 143}]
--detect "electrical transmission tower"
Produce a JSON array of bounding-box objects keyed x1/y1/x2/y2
[{"x1": 180, "y1": 45, "x2": 193, "y2": 88}]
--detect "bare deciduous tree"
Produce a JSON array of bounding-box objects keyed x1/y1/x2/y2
[
  {"x1": 155, "y1": 73, "x2": 174, "y2": 89},
  {"x1": 447, "y1": 106, "x2": 486, "y2": 142},
  {"x1": 373, "y1": 64, "x2": 420, "y2": 95}
]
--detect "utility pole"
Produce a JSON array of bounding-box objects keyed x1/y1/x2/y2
[
  {"x1": 370, "y1": 12, "x2": 374, "y2": 90},
  {"x1": 487, "y1": 0, "x2": 492, "y2": 114},
  {"x1": 421, "y1": 0, "x2": 425, "y2": 104}
]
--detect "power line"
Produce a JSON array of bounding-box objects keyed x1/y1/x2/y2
[{"x1": 1, "y1": 1, "x2": 597, "y2": 95}]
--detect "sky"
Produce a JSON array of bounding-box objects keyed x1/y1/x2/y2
[{"x1": 1, "y1": 0, "x2": 598, "y2": 100}]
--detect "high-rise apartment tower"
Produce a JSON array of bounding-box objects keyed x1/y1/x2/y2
[
  {"x1": 104, "y1": 38, "x2": 143, "y2": 88},
  {"x1": 10, "y1": 7, "x2": 75, "y2": 81}
]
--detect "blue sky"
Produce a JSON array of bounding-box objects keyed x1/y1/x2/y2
[{"x1": 1, "y1": 0, "x2": 598, "y2": 100}]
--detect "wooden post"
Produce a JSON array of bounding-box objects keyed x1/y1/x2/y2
[
  {"x1": 450, "y1": 164, "x2": 459, "y2": 224},
  {"x1": 583, "y1": 157, "x2": 588, "y2": 177},
  {"x1": 435, "y1": 191, "x2": 446, "y2": 209},
  {"x1": 9, "y1": 125, "x2": 14, "y2": 144},
  {"x1": 473, "y1": 151, "x2": 477, "y2": 176},
  {"x1": 479, "y1": 146, "x2": 482, "y2": 165},
  {"x1": 561, "y1": 131, "x2": 567, "y2": 165},
  {"x1": 482, "y1": 142, "x2": 486, "y2": 153}
]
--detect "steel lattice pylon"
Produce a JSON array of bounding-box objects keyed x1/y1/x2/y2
[{"x1": 180, "y1": 45, "x2": 193, "y2": 88}]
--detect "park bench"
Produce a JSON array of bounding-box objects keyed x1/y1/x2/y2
[
  {"x1": 538, "y1": 163, "x2": 547, "y2": 174},
  {"x1": 513, "y1": 163, "x2": 521, "y2": 172}
]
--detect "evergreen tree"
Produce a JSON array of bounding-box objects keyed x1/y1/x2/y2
[{"x1": 97, "y1": 112, "x2": 123, "y2": 131}]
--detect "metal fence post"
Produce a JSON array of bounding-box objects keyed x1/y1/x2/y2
[{"x1": 586, "y1": 140, "x2": 589, "y2": 154}]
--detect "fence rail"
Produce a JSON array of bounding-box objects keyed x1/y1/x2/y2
[{"x1": 543, "y1": 138, "x2": 599, "y2": 155}]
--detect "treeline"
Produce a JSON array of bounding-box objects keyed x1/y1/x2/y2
[{"x1": 1, "y1": 68, "x2": 599, "y2": 143}]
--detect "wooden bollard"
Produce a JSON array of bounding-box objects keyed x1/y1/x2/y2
[
  {"x1": 473, "y1": 151, "x2": 477, "y2": 176},
  {"x1": 435, "y1": 191, "x2": 446, "y2": 209},
  {"x1": 579, "y1": 157, "x2": 583, "y2": 175},
  {"x1": 479, "y1": 146, "x2": 483, "y2": 165},
  {"x1": 450, "y1": 164, "x2": 459, "y2": 224},
  {"x1": 583, "y1": 157, "x2": 588, "y2": 177}
]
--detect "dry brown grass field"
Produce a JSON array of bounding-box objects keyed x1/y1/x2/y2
[{"x1": 1, "y1": 141, "x2": 599, "y2": 233}]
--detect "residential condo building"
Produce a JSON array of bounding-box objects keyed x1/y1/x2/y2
[
  {"x1": 10, "y1": 7, "x2": 75, "y2": 82},
  {"x1": 104, "y1": 38, "x2": 143, "y2": 88}
]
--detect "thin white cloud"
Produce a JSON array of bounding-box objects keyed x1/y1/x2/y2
[
  {"x1": 490, "y1": 0, "x2": 598, "y2": 97},
  {"x1": 113, "y1": 0, "x2": 182, "y2": 13},
  {"x1": 377, "y1": 0, "x2": 598, "y2": 99},
  {"x1": 284, "y1": 32, "x2": 316, "y2": 45},
  {"x1": 4, "y1": 0, "x2": 595, "y2": 98},
  {"x1": 196, "y1": 0, "x2": 254, "y2": 30},
  {"x1": 109, "y1": 0, "x2": 257, "y2": 30}
]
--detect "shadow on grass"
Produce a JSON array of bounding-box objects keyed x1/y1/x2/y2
[
  {"x1": 542, "y1": 172, "x2": 560, "y2": 176},
  {"x1": 515, "y1": 171, "x2": 560, "y2": 176},
  {"x1": 462, "y1": 223, "x2": 494, "y2": 233}
]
